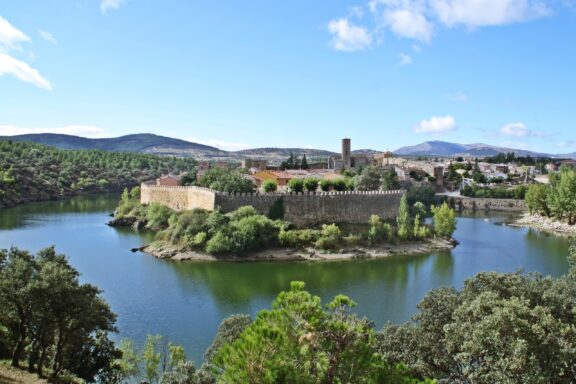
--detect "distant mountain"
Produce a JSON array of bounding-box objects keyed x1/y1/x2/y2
[
  {"x1": 1, "y1": 133, "x2": 232, "y2": 160},
  {"x1": 4, "y1": 133, "x2": 573, "y2": 162},
  {"x1": 394, "y1": 140, "x2": 552, "y2": 158},
  {"x1": 234, "y1": 147, "x2": 338, "y2": 164}
]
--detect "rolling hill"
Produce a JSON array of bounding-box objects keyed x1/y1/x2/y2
[
  {"x1": 393, "y1": 141, "x2": 553, "y2": 158},
  {"x1": 2, "y1": 134, "x2": 574, "y2": 161}
]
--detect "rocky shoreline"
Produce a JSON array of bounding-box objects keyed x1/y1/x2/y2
[
  {"x1": 509, "y1": 213, "x2": 576, "y2": 237},
  {"x1": 140, "y1": 237, "x2": 458, "y2": 262}
]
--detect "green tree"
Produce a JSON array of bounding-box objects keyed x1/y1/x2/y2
[
  {"x1": 431, "y1": 202, "x2": 456, "y2": 237},
  {"x1": 378, "y1": 263, "x2": 576, "y2": 383},
  {"x1": 547, "y1": 168, "x2": 576, "y2": 224},
  {"x1": 525, "y1": 183, "x2": 549, "y2": 215},
  {"x1": 303, "y1": 177, "x2": 319, "y2": 192},
  {"x1": 198, "y1": 168, "x2": 255, "y2": 194},
  {"x1": 0, "y1": 247, "x2": 117, "y2": 380},
  {"x1": 301, "y1": 154, "x2": 310, "y2": 170},
  {"x1": 288, "y1": 178, "x2": 304, "y2": 193},
  {"x1": 320, "y1": 179, "x2": 333, "y2": 192},
  {"x1": 262, "y1": 180, "x2": 277, "y2": 193},
  {"x1": 381, "y1": 170, "x2": 400, "y2": 191},
  {"x1": 213, "y1": 281, "x2": 430, "y2": 383},
  {"x1": 397, "y1": 195, "x2": 412, "y2": 240},
  {"x1": 144, "y1": 335, "x2": 163, "y2": 384},
  {"x1": 354, "y1": 166, "x2": 382, "y2": 191}
]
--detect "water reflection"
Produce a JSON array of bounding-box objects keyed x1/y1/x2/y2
[{"x1": 0, "y1": 195, "x2": 570, "y2": 364}]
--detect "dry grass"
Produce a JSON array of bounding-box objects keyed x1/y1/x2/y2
[{"x1": 0, "y1": 363, "x2": 48, "y2": 384}]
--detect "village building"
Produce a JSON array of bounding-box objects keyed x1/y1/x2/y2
[
  {"x1": 328, "y1": 138, "x2": 370, "y2": 170},
  {"x1": 156, "y1": 174, "x2": 181, "y2": 186}
]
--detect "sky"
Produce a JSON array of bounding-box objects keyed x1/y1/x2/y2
[{"x1": 0, "y1": 0, "x2": 575, "y2": 153}]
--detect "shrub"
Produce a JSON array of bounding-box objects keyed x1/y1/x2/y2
[
  {"x1": 333, "y1": 178, "x2": 348, "y2": 191},
  {"x1": 303, "y1": 178, "x2": 320, "y2": 192},
  {"x1": 146, "y1": 203, "x2": 174, "y2": 231},
  {"x1": 288, "y1": 178, "x2": 304, "y2": 193},
  {"x1": 314, "y1": 224, "x2": 342, "y2": 250},
  {"x1": 367, "y1": 215, "x2": 392, "y2": 245},
  {"x1": 278, "y1": 228, "x2": 321, "y2": 248},
  {"x1": 262, "y1": 180, "x2": 277, "y2": 193},
  {"x1": 226, "y1": 206, "x2": 258, "y2": 221},
  {"x1": 431, "y1": 202, "x2": 456, "y2": 237},
  {"x1": 320, "y1": 179, "x2": 332, "y2": 191}
]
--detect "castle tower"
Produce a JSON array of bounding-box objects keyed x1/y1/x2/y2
[{"x1": 342, "y1": 138, "x2": 351, "y2": 168}]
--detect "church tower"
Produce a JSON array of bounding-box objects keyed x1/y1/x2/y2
[{"x1": 342, "y1": 138, "x2": 351, "y2": 168}]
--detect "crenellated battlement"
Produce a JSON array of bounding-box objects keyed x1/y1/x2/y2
[{"x1": 141, "y1": 183, "x2": 405, "y2": 227}]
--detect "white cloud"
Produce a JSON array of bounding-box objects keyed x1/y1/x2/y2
[
  {"x1": 0, "y1": 16, "x2": 30, "y2": 50},
  {"x1": 38, "y1": 30, "x2": 57, "y2": 44},
  {"x1": 0, "y1": 125, "x2": 110, "y2": 138},
  {"x1": 328, "y1": 18, "x2": 373, "y2": 51},
  {"x1": 0, "y1": 17, "x2": 51, "y2": 90},
  {"x1": 399, "y1": 53, "x2": 412, "y2": 65},
  {"x1": 187, "y1": 137, "x2": 250, "y2": 151},
  {"x1": 101, "y1": 0, "x2": 125, "y2": 14},
  {"x1": 0, "y1": 53, "x2": 52, "y2": 90},
  {"x1": 412, "y1": 44, "x2": 422, "y2": 52},
  {"x1": 414, "y1": 115, "x2": 457, "y2": 134},
  {"x1": 430, "y1": 0, "x2": 551, "y2": 28},
  {"x1": 501, "y1": 122, "x2": 531, "y2": 137},
  {"x1": 331, "y1": 0, "x2": 555, "y2": 51},
  {"x1": 383, "y1": 9, "x2": 434, "y2": 41}
]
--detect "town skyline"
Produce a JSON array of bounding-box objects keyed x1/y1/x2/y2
[{"x1": 1, "y1": 1, "x2": 575, "y2": 153}]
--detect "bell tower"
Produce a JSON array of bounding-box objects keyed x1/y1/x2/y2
[{"x1": 342, "y1": 138, "x2": 351, "y2": 168}]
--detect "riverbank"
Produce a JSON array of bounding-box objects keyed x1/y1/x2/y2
[
  {"x1": 509, "y1": 213, "x2": 576, "y2": 237},
  {"x1": 142, "y1": 237, "x2": 457, "y2": 262}
]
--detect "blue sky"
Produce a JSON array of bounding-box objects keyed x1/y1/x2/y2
[{"x1": 0, "y1": 0, "x2": 575, "y2": 153}]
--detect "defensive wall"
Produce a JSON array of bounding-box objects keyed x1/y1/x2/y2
[
  {"x1": 141, "y1": 184, "x2": 404, "y2": 227},
  {"x1": 448, "y1": 196, "x2": 527, "y2": 212}
]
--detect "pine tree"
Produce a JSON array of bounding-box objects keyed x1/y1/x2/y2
[{"x1": 301, "y1": 154, "x2": 309, "y2": 170}]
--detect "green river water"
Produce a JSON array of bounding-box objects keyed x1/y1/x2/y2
[{"x1": 0, "y1": 194, "x2": 570, "y2": 364}]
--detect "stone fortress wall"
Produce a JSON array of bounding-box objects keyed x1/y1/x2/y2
[
  {"x1": 141, "y1": 184, "x2": 404, "y2": 227},
  {"x1": 448, "y1": 196, "x2": 527, "y2": 212}
]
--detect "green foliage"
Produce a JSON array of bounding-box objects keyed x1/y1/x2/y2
[
  {"x1": 319, "y1": 179, "x2": 332, "y2": 191},
  {"x1": 262, "y1": 179, "x2": 277, "y2": 193},
  {"x1": 198, "y1": 168, "x2": 255, "y2": 193},
  {"x1": 288, "y1": 178, "x2": 304, "y2": 193},
  {"x1": 407, "y1": 185, "x2": 435, "y2": 207},
  {"x1": 213, "y1": 281, "x2": 430, "y2": 383},
  {"x1": 412, "y1": 202, "x2": 427, "y2": 219},
  {"x1": 333, "y1": 178, "x2": 348, "y2": 191},
  {"x1": 0, "y1": 247, "x2": 117, "y2": 381},
  {"x1": 0, "y1": 139, "x2": 197, "y2": 208},
  {"x1": 314, "y1": 223, "x2": 342, "y2": 250},
  {"x1": 397, "y1": 195, "x2": 412, "y2": 241},
  {"x1": 381, "y1": 169, "x2": 400, "y2": 191},
  {"x1": 278, "y1": 227, "x2": 322, "y2": 248},
  {"x1": 303, "y1": 177, "x2": 320, "y2": 192},
  {"x1": 179, "y1": 171, "x2": 197, "y2": 186},
  {"x1": 116, "y1": 186, "x2": 142, "y2": 217},
  {"x1": 144, "y1": 335, "x2": 162, "y2": 384},
  {"x1": 546, "y1": 168, "x2": 576, "y2": 224},
  {"x1": 367, "y1": 215, "x2": 393, "y2": 245},
  {"x1": 267, "y1": 197, "x2": 285, "y2": 220},
  {"x1": 204, "y1": 314, "x2": 252, "y2": 364},
  {"x1": 431, "y1": 202, "x2": 456, "y2": 237},
  {"x1": 354, "y1": 166, "x2": 382, "y2": 191},
  {"x1": 300, "y1": 154, "x2": 309, "y2": 170},
  {"x1": 378, "y1": 267, "x2": 576, "y2": 383},
  {"x1": 525, "y1": 183, "x2": 549, "y2": 215},
  {"x1": 146, "y1": 203, "x2": 175, "y2": 231},
  {"x1": 412, "y1": 214, "x2": 430, "y2": 240},
  {"x1": 460, "y1": 183, "x2": 527, "y2": 199}
]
